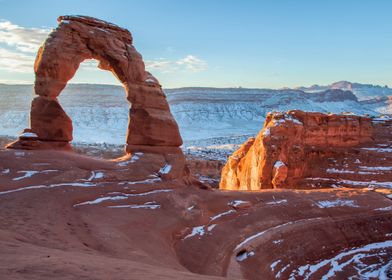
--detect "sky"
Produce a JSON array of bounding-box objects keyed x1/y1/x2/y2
[{"x1": 0, "y1": 0, "x2": 391, "y2": 88}]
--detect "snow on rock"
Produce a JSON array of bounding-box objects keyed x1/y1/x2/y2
[
  {"x1": 108, "y1": 201, "x2": 160, "y2": 209},
  {"x1": 125, "y1": 177, "x2": 162, "y2": 185},
  {"x1": 19, "y1": 132, "x2": 38, "y2": 138},
  {"x1": 207, "y1": 224, "x2": 217, "y2": 232},
  {"x1": 183, "y1": 223, "x2": 218, "y2": 240},
  {"x1": 236, "y1": 250, "x2": 255, "y2": 262},
  {"x1": 210, "y1": 209, "x2": 236, "y2": 221},
  {"x1": 290, "y1": 240, "x2": 392, "y2": 280},
  {"x1": 266, "y1": 199, "x2": 288, "y2": 205},
  {"x1": 117, "y1": 152, "x2": 143, "y2": 166},
  {"x1": 14, "y1": 151, "x2": 25, "y2": 157},
  {"x1": 271, "y1": 260, "x2": 282, "y2": 271},
  {"x1": 228, "y1": 200, "x2": 251, "y2": 209},
  {"x1": 306, "y1": 178, "x2": 392, "y2": 189},
  {"x1": 74, "y1": 195, "x2": 127, "y2": 206},
  {"x1": 235, "y1": 218, "x2": 322, "y2": 251},
  {"x1": 12, "y1": 170, "x2": 58, "y2": 181},
  {"x1": 326, "y1": 168, "x2": 355, "y2": 174},
  {"x1": 74, "y1": 189, "x2": 173, "y2": 207},
  {"x1": 359, "y1": 166, "x2": 392, "y2": 171},
  {"x1": 274, "y1": 161, "x2": 286, "y2": 169},
  {"x1": 316, "y1": 199, "x2": 359, "y2": 208},
  {"x1": 86, "y1": 171, "x2": 104, "y2": 181},
  {"x1": 159, "y1": 164, "x2": 172, "y2": 175},
  {"x1": 374, "y1": 206, "x2": 392, "y2": 211},
  {"x1": 184, "y1": 226, "x2": 205, "y2": 240},
  {"x1": 0, "y1": 181, "x2": 96, "y2": 196},
  {"x1": 1, "y1": 168, "x2": 10, "y2": 174},
  {"x1": 362, "y1": 147, "x2": 392, "y2": 153},
  {"x1": 263, "y1": 128, "x2": 271, "y2": 137}
]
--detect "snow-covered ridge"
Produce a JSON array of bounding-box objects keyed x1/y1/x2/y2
[{"x1": 0, "y1": 83, "x2": 389, "y2": 146}]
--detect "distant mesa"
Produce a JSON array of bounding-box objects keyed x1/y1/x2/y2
[
  {"x1": 220, "y1": 110, "x2": 374, "y2": 190},
  {"x1": 6, "y1": 16, "x2": 183, "y2": 152}
]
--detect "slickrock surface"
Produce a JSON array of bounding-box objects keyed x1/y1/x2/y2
[
  {"x1": 220, "y1": 110, "x2": 383, "y2": 190},
  {"x1": 0, "y1": 148, "x2": 391, "y2": 279},
  {"x1": 6, "y1": 15, "x2": 182, "y2": 152}
]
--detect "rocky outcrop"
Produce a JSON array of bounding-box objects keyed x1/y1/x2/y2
[
  {"x1": 220, "y1": 110, "x2": 374, "y2": 190},
  {"x1": 7, "y1": 15, "x2": 182, "y2": 154}
]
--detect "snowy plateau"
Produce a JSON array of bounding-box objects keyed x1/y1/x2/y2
[{"x1": 0, "y1": 82, "x2": 391, "y2": 160}]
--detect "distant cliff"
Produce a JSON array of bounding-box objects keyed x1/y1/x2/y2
[{"x1": 219, "y1": 110, "x2": 374, "y2": 190}]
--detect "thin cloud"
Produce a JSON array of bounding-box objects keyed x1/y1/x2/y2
[
  {"x1": 0, "y1": 20, "x2": 50, "y2": 74},
  {"x1": 0, "y1": 20, "x2": 208, "y2": 77},
  {"x1": 176, "y1": 55, "x2": 208, "y2": 72},
  {"x1": 0, "y1": 20, "x2": 98, "y2": 74},
  {"x1": 0, "y1": 48, "x2": 34, "y2": 73},
  {"x1": 145, "y1": 55, "x2": 208, "y2": 73},
  {"x1": 0, "y1": 20, "x2": 50, "y2": 53}
]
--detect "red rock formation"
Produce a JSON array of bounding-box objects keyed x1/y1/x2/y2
[
  {"x1": 220, "y1": 110, "x2": 374, "y2": 190},
  {"x1": 7, "y1": 15, "x2": 182, "y2": 153}
]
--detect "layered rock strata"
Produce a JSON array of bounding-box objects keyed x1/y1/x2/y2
[{"x1": 220, "y1": 110, "x2": 374, "y2": 190}]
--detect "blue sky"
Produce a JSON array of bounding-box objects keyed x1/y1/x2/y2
[{"x1": 0, "y1": 0, "x2": 391, "y2": 88}]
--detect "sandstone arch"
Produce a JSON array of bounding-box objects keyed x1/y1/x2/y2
[{"x1": 7, "y1": 15, "x2": 182, "y2": 154}]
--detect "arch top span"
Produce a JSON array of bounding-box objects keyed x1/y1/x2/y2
[{"x1": 7, "y1": 15, "x2": 183, "y2": 153}]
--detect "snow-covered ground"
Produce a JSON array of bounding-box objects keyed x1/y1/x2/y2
[{"x1": 0, "y1": 83, "x2": 390, "y2": 158}]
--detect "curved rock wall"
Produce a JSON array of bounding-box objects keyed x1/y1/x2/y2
[{"x1": 220, "y1": 110, "x2": 374, "y2": 190}]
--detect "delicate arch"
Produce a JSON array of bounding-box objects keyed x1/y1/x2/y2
[{"x1": 8, "y1": 15, "x2": 182, "y2": 153}]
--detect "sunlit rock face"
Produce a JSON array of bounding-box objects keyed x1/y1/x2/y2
[
  {"x1": 220, "y1": 110, "x2": 374, "y2": 190},
  {"x1": 7, "y1": 15, "x2": 182, "y2": 152}
]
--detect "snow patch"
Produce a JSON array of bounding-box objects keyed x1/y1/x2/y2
[
  {"x1": 290, "y1": 240, "x2": 392, "y2": 280},
  {"x1": 117, "y1": 152, "x2": 143, "y2": 166},
  {"x1": 228, "y1": 200, "x2": 249, "y2": 208},
  {"x1": 0, "y1": 181, "x2": 96, "y2": 196},
  {"x1": 271, "y1": 260, "x2": 282, "y2": 271},
  {"x1": 235, "y1": 218, "x2": 322, "y2": 251},
  {"x1": 316, "y1": 199, "x2": 358, "y2": 208},
  {"x1": 326, "y1": 168, "x2": 355, "y2": 174},
  {"x1": 86, "y1": 171, "x2": 104, "y2": 181},
  {"x1": 210, "y1": 209, "x2": 236, "y2": 221},
  {"x1": 362, "y1": 147, "x2": 392, "y2": 153},
  {"x1": 266, "y1": 199, "x2": 287, "y2": 205},
  {"x1": 19, "y1": 132, "x2": 38, "y2": 138},
  {"x1": 1, "y1": 168, "x2": 10, "y2": 174},
  {"x1": 274, "y1": 161, "x2": 286, "y2": 169},
  {"x1": 184, "y1": 226, "x2": 205, "y2": 239},
  {"x1": 374, "y1": 206, "x2": 392, "y2": 211},
  {"x1": 74, "y1": 195, "x2": 127, "y2": 206},
  {"x1": 236, "y1": 250, "x2": 255, "y2": 262},
  {"x1": 108, "y1": 202, "x2": 160, "y2": 209},
  {"x1": 159, "y1": 164, "x2": 172, "y2": 175},
  {"x1": 360, "y1": 166, "x2": 392, "y2": 171},
  {"x1": 12, "y1": 170, "x2": 58, "y2": 181}
]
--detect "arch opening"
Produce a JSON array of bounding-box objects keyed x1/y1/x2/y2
[{"x1": 59, "y1": 59, "x2": 128, "y2": 158}]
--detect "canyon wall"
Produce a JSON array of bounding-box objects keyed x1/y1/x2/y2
[{"x1": 220, "y1": 110, "x2": 374, "y2": 190}]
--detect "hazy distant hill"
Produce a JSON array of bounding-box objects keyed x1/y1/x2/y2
[
  {"x1": 294, "y1": 80, "x2": 392, "y2": 100},
  {"x1": 0, "y1": 82, "x2": 389, "y2": 147}
]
